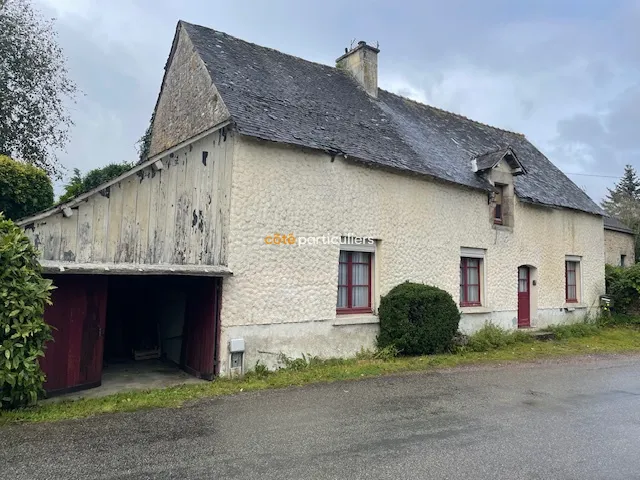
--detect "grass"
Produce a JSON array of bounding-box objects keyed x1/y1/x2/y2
[{"x1": 2, "y1": 325, "x2": 640, "y2": 426}]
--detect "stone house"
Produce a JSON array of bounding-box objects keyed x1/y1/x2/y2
[
  {"x1": 604, "y1": 216, "x2": 636, "y2": 266},
  {"x1": 19, "y1": 21, "x2": 605, "y2": 391}
]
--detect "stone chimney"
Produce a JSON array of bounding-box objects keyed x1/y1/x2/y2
[{"x1": 336, "y1": 41, "x2": 379, "y2": 98}]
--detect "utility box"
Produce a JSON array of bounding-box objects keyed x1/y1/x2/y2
[
  {"x1": 229, "y1": 338, "x2": 245, "y2": 353},
  {"x1": 229, "y1": 338, "x2": 245, "y2": 377}
]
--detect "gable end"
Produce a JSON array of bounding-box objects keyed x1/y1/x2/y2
[{"x1": 149, "y1": 22, "x2": 231, "y2": 157}]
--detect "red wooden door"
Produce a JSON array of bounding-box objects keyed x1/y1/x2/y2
[
  {"x1": 517, "y1": 267, "x2": 530, "y2": 328},
  {"x1": 41, "y1": 275, "x2": 107, "y2": 394},
  {"x1": 181, "y1": 277, "x2": 220, "y2": 380}
]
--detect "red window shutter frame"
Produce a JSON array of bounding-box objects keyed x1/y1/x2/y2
[
  {"x1": 565, "y1": 261, "x2": 578, "y2": 303},
  {"x1": 460, "y1": 257, "x2": 482, "y2": 307},
  {"x1": 336, "y1": 251, "x2": 373, "y2": 314}
]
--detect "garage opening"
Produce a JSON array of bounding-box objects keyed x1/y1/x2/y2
[{"x1": 41, "y1": 274, "x2": 221, "y2": 396}]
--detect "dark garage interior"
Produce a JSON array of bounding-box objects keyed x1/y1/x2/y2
[{"x1": 42, "y1": 274, "x2": 221, "y2": 396}]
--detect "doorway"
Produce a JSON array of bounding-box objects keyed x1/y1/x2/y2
[
  {"x1": 517, "y1": 266, "x2": 530, "y2": 328},
  {"x1": 103, "y1": 276, "x2": 221, "y2": 381},
  {"x1": 42, "y1": 274, "x2": 221, "y2": 395}
]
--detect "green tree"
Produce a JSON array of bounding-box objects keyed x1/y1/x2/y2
[
  {"x1": 0, "y1": 0, "x2": 77, "y2": 176},
  {"x1": 602, "y1": 165, "x2": 640, "y2": 262},
  {"x1": 136, "y1": 112, "x2": 155, "y2": 162},
  {"x1": 59, "y1": 162, "x2": 133, "y2": 203},
  {"x1": 0, "y1": 155, "x2": 53, "y2": 220},
  {"x1": 0, "y1": 212, "x2": 53, "y2": 408}
]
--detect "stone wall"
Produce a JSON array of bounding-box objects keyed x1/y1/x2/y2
[
  {"x1": 149, "y1": 25, "x2": 230, "y2": 156},
  {"x1": 604, "y1": 229, "x2": 635, "y2": 266}
]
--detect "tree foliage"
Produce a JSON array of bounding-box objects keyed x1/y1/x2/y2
[
  {"x1": 0, "y1": 0, "x2": 76, "y2": 176},
  {"x1": 602, "y1": 165, "x2": 640, "y2": 261},
  {"x1": 136, "y1": 112, "x2": 155, "y2": 162},
  {"x1": 0, "y1": 155, "x2": 53, "y2": 220},
  {"x1": 0, "y1": 213, "x2": 53, "y2": 409},
  {"x1": 59, "y1": 162, "x2": 133, "y2": 203},
  {"x1": 377, "y1": 282, "x2": 461, "y2": 355},
  {"x1": 605, "y1": 263, "x2": 640, "y2": 315}
]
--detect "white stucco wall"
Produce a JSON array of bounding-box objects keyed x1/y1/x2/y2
[
  {"x1": 604, "y1": 229, "x2": 635, "y2": 266},
  {"x1": 219, "y1": 137, "x2": 605, "y2": 373}
]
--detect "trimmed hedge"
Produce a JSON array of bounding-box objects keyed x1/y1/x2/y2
[
  {"x1": 0, "y1": 214, "x2": 53, "y2": 408},
  {"x1": 378, "y1": 282, "x2": 461, "y2": 355},
  {"x1": 0, "y1": 155, "x2": 54, "y2": 221}
]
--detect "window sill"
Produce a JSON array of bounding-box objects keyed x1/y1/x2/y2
[
  {"x1": 492, "y1": 224, "x2": 513, "y2": 233},
  {"x1": 564, "y1": 303, "x2": 587, "y2": 311},
  {"x1": 333, "y1": 314, "x2": 379, "y2": 326},
  {"x1": 460, "y1": 306, "x2": 492, "y2": 314}
]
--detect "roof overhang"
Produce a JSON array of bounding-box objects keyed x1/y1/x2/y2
[
  {"x1": 604, "y1": 225, "x2": 635, "y2": 235},
  {"x1": 16, "y1": 120, "x2": 231, "y2": 227},
  {"x1": 39, "y1": 261, "x2": 232, "y2": 276}
]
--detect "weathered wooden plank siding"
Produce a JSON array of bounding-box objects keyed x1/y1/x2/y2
[{"x1": 24, "y1": 130, "x2": 234, "y2": 266}]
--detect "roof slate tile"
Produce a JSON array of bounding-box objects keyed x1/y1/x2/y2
[{"x1": 182, "y1": 21, "x2": 602, "y2": 216}]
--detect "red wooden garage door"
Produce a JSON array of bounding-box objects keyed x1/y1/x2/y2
[
  {"x1": 182, "y1": 277, "x2": 221, "y2": 380},
  {"x1": 41, "y1": 275, "x2": 108, "y2": 394}
]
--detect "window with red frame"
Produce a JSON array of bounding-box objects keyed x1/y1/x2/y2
[
  {"x1": 460, "y1": 257, "x2": 481, "y2": 306},
  {"x1": 337, "y1": 251, "x2": 372, "y2": 313},
  {"x1": 494, "y1": 185, "x2": 504, "y2": 224},
  {"x1": 565, "y1": 261, "x2": 578, "y2": 302}
]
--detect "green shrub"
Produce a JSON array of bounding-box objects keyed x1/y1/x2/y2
[
  {"x1": 605, "y1": 263, "x2": 640, "y2": 314},
  {"x1": 0, "y1": 214, "x2": 54, "y2": 408},
  {"x1": 0, "y1": 155, "x2": 54, "y2": 221},
  {"x1": 377, "y1": 282, "x2": 460, "y2": 355},
  {"x1": 598, "y1": 313, "x2": 640, "y2": 328},
  {"x1": 466, "y1": 323, "x2": 533, "y2": 352}
]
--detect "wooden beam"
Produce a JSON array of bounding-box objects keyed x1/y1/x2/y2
[{"x1": 39, "y1": 260, "x2": 232, "y2": 277}]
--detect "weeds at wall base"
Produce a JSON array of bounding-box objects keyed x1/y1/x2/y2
[{"x1": 2, "y1": 324, "x2": 640, "y2": 426}]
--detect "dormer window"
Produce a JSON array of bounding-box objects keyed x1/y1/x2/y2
[{"x1": 494, "y1": 185, "x2": 504, "y2": 225}]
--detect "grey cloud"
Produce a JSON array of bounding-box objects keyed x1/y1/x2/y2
[{"x1": 606, "y1": 85, "x2": 640, "y2": 150}]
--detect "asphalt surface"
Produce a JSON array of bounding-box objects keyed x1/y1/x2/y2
[{"x1": 3, "y1": 355, "x2": 640, "y2": 480}]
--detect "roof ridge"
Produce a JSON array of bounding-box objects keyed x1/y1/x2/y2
[
  {"x1": 379, "y1": 89, "x2": 525, "y2": 137},
  {"x1": 180, "y1": 20, "x2": 341, "y2": 73},
  {"x1": 182, "y1": 20, "x2": 525, "y2": 139}
]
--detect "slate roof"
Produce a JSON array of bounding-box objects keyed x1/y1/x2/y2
[
  {"x1": 604, "y1": 216, "x2": 634, "y2": 234},
  {"x1": 181, "y1": 21, "x2": 602, "y2": 216}
]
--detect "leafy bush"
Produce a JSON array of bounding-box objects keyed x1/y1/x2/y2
[
  {"x1": 0, "y1": 213, "x2": 53, "y2": 408},
  {"x1": 377, "y1": 282, "x2": 461, "y2": 355},
  {"x1": 605, "y1": 263, "x2": 640, "y2": 314},
  {"x1": 59, "y1": 162, "x2": 133, "y2": 203},
  {"x1": 598, "y1": 313, "x2": 640, "y2": 328},
  {"x1": 0, "y1": 155, "x2": 54, "y2": 221},
  {"x1": 465, "y1": 323, "x2": 533, "y2": 352}
]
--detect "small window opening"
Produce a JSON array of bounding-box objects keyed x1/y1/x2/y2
[{"x1": 494, "y1": 185, "x2": 504, "y2": 225}]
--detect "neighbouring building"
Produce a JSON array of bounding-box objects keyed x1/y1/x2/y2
[
  {"x1": 19, "y1": 21, "x2": 606, "y2": 392},
  {"x1": 604, "y1": 216, "x2": 636, "y2": 266}
]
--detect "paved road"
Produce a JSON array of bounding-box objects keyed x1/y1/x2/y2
[{"x1": 3, "y1": 355, "x2": 640, "y2": 479}]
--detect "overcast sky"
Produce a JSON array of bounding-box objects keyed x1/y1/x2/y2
[{"x1": 35, "y1": 0, "x2": 640, "y2": 201}]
